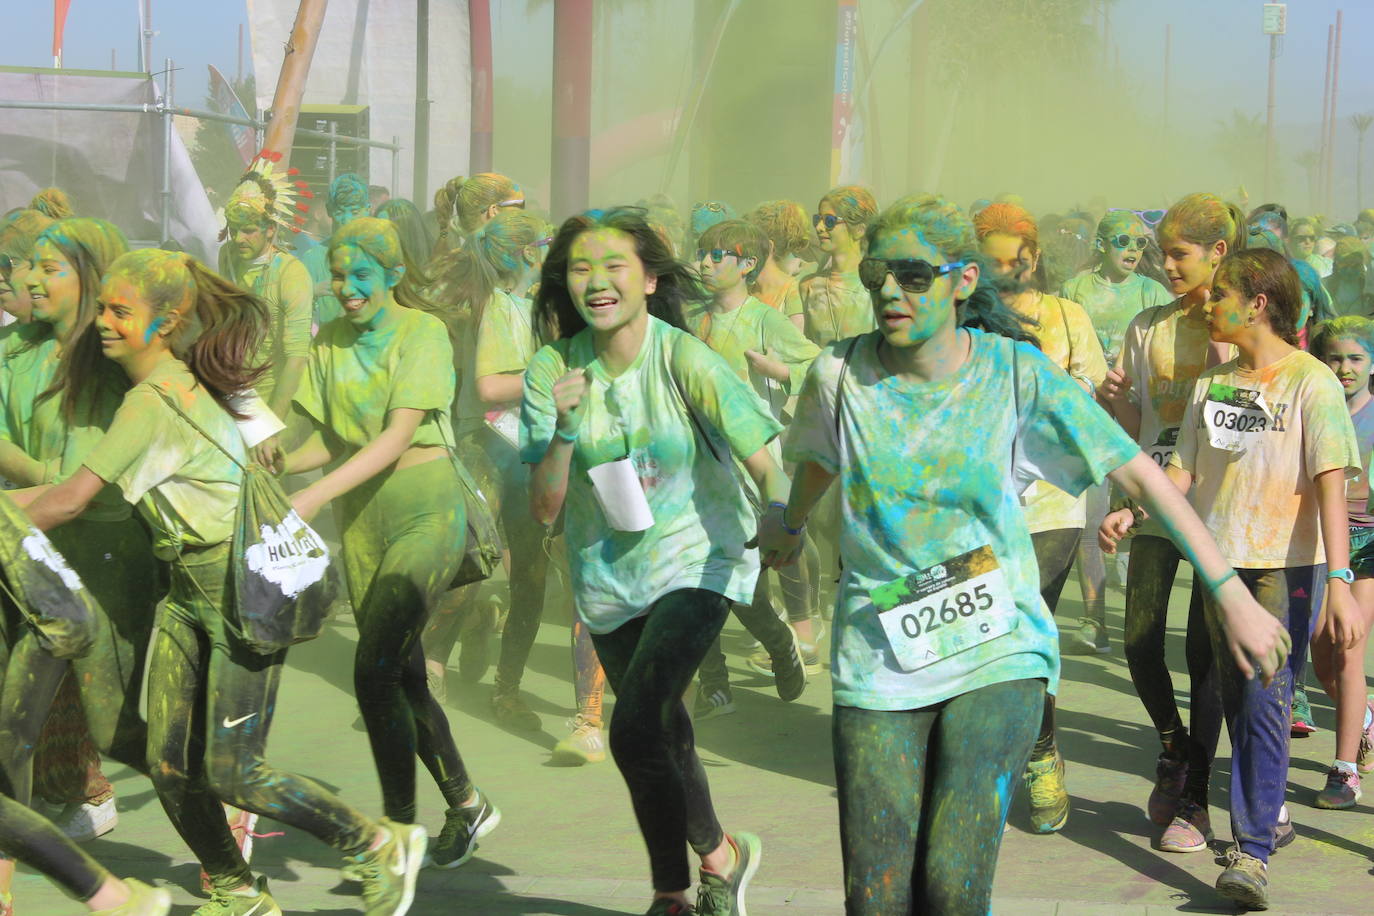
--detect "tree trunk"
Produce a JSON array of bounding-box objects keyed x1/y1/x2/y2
[{"x1": 261, "y1": 0, "x2": 330, "y2": 166}]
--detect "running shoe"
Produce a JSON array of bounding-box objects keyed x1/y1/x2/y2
[
  {"x1": 1062, "y1": 617, "x2": 1111, "y2": 656},
  {"x1": 1216, "y1": 847, "x2": 1268, "y2": 910},
  {"x1": 426, "y1": 788, "x2": 501, "y2": 869},
  {"x1": 694, "y1": 686, "x2": 737, "y2": 721},
  {"x1": 770, "y1": 628, "x2": 808, "y2": 702},
  {"x1": 1158, "y1": 799, "x2": 1212, "y2": 853},
  {"x1": 193, "y1": 876, "x2": 282, "y2": 916},
  {"x1": 1273, "y1": 806, "x2": 1295, "y2": 851},
  {"x1": 1147, "y1": 750, "x2": 1189, "y2": 825},
  {"x1": 491, "y1": 691, "x2": 542, "y2": 732},
  {"x1": 1314, "y1": 767, "x2": 1362, "y2": 810},
  {"x1": 55, "y1": 796, "x2": 118, "y2": 843},
  {"x1": 695, "y1": 832, "x2": 761, "y2": 916},
  {"x1": 645, "y1": 900, "x2": 695, "y2": 915},
  {"x1": 1024, "y1": 748, "x2": 1069, "y2": 834},
  {"x1": 1358, "y1": 697, "x2": 1374, "y2": 775},
  {"x1": 744, "y1": 642, "x2": 823, "y2": 678},
  {"x1": 551, "y1": 715, "x2": 606, "y2": 766},
  {"x1": 1290, "y1": 684, "x2": 1316, "y2": 737},
  {"x1": 352, "y1": 819, "x2": 427, "y2": 916},
  {"x1": 91, "y1": 879, "x2": 172, "y2": 916}
]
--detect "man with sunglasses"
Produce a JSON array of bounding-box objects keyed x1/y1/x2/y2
[{"x1": 1288, "y1": 217, "x2": 1332, "y2": 278}]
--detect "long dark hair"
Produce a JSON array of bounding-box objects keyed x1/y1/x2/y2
[
  {"x1": 534, "y1": 206, "x2": 706, "y2": 343},
  {"x1": 1213, "y1": 248, "x2": 1303, "y2": 346},
  {"x1": 101, "y1": 249, "x2": 267, "y2": 415},
  {"x1": 867, "y1": 194, "x2": 1040, "y2": 346}
]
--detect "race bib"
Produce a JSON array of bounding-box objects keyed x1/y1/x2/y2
[
  {"x1": 869, "y1": 545, "x2": 1019, "y2": 672},
  {"x1": 1204, "y1": 383, "x2": 1271, "y2": 453},
  {"x1": 1147, "y1": 427, "x2": 1179, "y2": 469},
  {"x1": 485, "y1": 408, "x2": 520, "y2": 450}
]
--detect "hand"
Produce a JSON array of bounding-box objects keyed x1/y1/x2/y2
[
  {"x1": 1318, "y1": 581, "x2": 1368, "y2": 651},
  {"x1": 1215, "y1": 577, "x2": 1292, "y2": 685},
  {"x1": 552, "y1": 369, "x2": 591, "y2": 439},
  {"x1": 1097, "y1": 367, "x2": 1132, "y2": 405},
  {"x1": 1098, "y1": 508, "x2": 1135, "y2": 554},
  {"x1": 744, "y1": 348, "x2": 790, "y2": 384},
  {"x1": 753, "y1": 504, "x2": 804, "y2": 569},
  {"x1": 253, "y1": 436, "x2": 284, "y2": 474},
  {"x1": 290, "y1": 488, "x2": 327, "y2": 524}
]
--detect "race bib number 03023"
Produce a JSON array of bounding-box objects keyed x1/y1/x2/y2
[
  {"x1": 1204, "y1": 383, "x2": 1271, "y2": 453},
  {"x1": 869, "y1": 545, "x2": 1019, "y2": 673}
]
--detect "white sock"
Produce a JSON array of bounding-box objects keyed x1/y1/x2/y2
[
  {"x1": 1334, "y1": 759, "x2": 1358, "y2": 775},
  {"x1": 1278, "y1": 804, "x2": 1289, "y2": 821}
]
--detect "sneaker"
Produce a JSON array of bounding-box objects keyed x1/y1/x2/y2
[
  {"x1": 645, "y1": 900, "x2": 696, "y2": 915},
  {"x1": 1314, "y1": 766, "x2": 1362, "y2": 810},
  {"x1": 744, "y1": 643, "x2": 823, "y2": 678},
  {"x1": 769, "y1": 628, "x2": 808, "y2": 703},
  {"x1": 491, "y1": 691, "x2": 541, "y2": 732},
  {"x1": 551, "y1": 715, "x2": 606, "y2": 766},
  {"x1": 694, "y1": 687, "x2": 737, "y2": 721},
  {"x1": 1062, "y1": 617, "x2": 1111, "y2": 655},
  {"x1": 1158, "y1": 800, "x2": 1212, "y2": 853},
  {"x1": 1024, "y1": 749, "x2": 1069, "y2": 834},
  {"x1": 1216, "y1": 847, "x2": 1269, "y2": 910},
  {"x1": 55, "y1": 796, "x2": 118, "y2": 843},
  {"x1": 1358, "y1": 697, "x2": 1374, "y2": 775},
  {"x1": 425, "y1": 788, "x2": 501, "y2": 869},
  {"x1": 193, "y1": 877, "x2": 282, "y2": 916},
  {"x1": 1147, "y1": 751, "x2": 1189, "y2": 826},
  {"x1": 694, "y1": 832, "x2": 761, "y2": 916},
  {"x1": 426, "y1": 658, "x2": 447, "y2": 705},
  {"x1": 1290, "y1": 684, "x2": 1316, "y2": 737},
  {"x1": 92, "y1": 878, "x2": 172, "y2": 916},
  {"x1": 1273, "y1": 806, "x2": 1295, "y2": 851},
  {"x1": 352, "y1": 820, "x2": 427, "y2": 916}
]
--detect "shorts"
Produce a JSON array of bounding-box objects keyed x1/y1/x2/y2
[{"x1": 1349, "y1": 525, "x2": 1374, "y2": 580}]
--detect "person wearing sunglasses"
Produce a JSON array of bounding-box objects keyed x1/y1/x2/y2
[
  {"x1": 974, "y1": 202, "x2": 1108, "y2": 834},
  {"x1": 755, "y1": 193, "x2": 1290, "y2": 916},
  {"x1": 1288, "y1": 217, "x2": 1332, "y2": 278},
  {"x1": 1247, "y1": 210, "x2": 1334, "y2": 336},
  {"x1": 432, "y1": 172, "x2": 524, "y2": 257},
  {"x1": 798, "y1": 186, "x2": 878, "y2": 348}
]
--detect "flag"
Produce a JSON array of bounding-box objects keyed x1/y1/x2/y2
[
  {"x1": 208, "y1": 65, "x2": 257, "y2": 166},
  {"x1": 52, "y1": 0, "x2": 73, "y2": 68}
]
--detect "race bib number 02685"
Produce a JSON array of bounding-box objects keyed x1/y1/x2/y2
[{"x1": 869, "y1": 545, "x2": 1019, "y2": 672}]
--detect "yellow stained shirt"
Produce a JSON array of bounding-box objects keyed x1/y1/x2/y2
[
  {"x1": 687, "y1": 296, "x2": 820, "y2": 421},
  {"x1": 219, "y1": 247, "x2": 313, "y2": 405},
  {"x1": 798, "y1": 270, "x2": 875, "y2": 347}
]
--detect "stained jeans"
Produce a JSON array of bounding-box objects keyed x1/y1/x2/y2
[
  {"x1": 590, "y1": 589, "x2": 730, "y2": 893},
  {"x1": 834, "y1": 679, "x2": 1044, "y2": 916},
  {"x1": 1203, "y1": 566, "x2": 1316, "y2": 863}
]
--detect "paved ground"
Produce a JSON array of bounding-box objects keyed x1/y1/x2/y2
[{"x1": 10, "y1": 561, "x2": 1374, "y2": 915}]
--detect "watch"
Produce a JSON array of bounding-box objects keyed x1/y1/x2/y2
[{"x1": 1328, "y1": 567, "x2": 1355, "y2": 584}]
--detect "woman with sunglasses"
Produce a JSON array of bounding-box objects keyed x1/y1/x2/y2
[
  {"x1": 798, "y1": 186, "x2": 878, "y2": 348},
  {"x1": 524, "y1": 206, "x2": 790, "y2": 916},
  {"x1": 1096, "y1": 192, "x2": 1242, "y2": 853},
  {"x1": 432, "y1": 173, "x2": 525, "y2": 257},
  {"x1": 974, "y1": 203, "x2": 1109, "y2": 834},
  {"x1": 1289, "y1": 217, "x2": 1332, "y2": 278},
  {"x1": 755, "y1": 193, "x2": 1290, "y2": 916}
]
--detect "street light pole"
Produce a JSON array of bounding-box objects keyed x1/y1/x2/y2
[{"x1": 1261, "y1": 3, "x2": 1285, "y2": 202}]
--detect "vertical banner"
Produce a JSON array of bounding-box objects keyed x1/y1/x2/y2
[
  {"x1": 52, "y1": 0, "x2": 73, "y2": 68},
  {"x1": 208, "y1": 65, "x2": 257, "y2": 166},
  {"x1": 830, "y1": 0, "x2": 858, "y2": 186}
]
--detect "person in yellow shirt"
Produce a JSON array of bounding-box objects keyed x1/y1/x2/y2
[{"x1": 745, "y1": 200, "x2": 810, "y2": 332}]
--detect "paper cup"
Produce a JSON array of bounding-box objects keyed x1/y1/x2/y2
[{"x1": 588, "y1": 457, "x2": 654, "y2": 532}]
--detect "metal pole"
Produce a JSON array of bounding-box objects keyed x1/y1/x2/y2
[
  {"x1": 414, "y1": 0, "x2": 431, "y2": 204},
  {"x1": 142, "y1": 0, "x2": 153, "y2": 73},
  {"x1": 1320, "y1": 23, "x2": 1333, "y2": 211},
  {"x1": 469, "y1": 0, "x2": 494, "y2": 173},
  {"x1": 392, "y1": 136, "x2": 400, "y2": 198},
  {"x1": 161, "y1": 58, "x2": 174, "y2": 244},
  {"x1": 111, "y1": 49, "x2": 117, "y2": 71},
  {"x1": 238, "y1": 24, "x2": 244, "y2": 85},
  {"x1": 1264, "y1": 33, "x2": 1277, "y2": 201},
  {"x1": 1163, "y1": 24, "x2": 1171, "y2": 131},
  {"x1": 1328, "y1": 10, "x2": 1343, "y2": 213},
  {"x1": 328, "y1": 126, "x2": 337, "y2": 184}
]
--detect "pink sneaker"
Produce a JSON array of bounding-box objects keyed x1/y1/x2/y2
[{"x1": 1158, "y1": 800, "x2": 1212, "y2": 853}]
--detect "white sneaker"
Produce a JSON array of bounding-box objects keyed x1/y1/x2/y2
[{"x1": 56, "y1": 797, "x2": 118, "y2": 843}]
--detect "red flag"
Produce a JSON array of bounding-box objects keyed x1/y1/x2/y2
[{"x1": 52, "y1": 0, "x2": 73, "y2": 67}]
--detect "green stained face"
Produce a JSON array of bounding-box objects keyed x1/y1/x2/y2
[
  {"x1": 229, "y1": 218, "x2": 273, "y2": 261},
  {"x1": 94, "y1": 272, "x2": 161, "y2": 368},
  {"x1": 867, "y1": 227, "x2": 963, "y2": 349},
  {"x1": 1323, "y1": 337, "x2": 1374, "y2": 400},
  {"x1": 1202, "y1": 277, "x2": 1251, "y2": 343},
  {"x1": 330, "y1": 243, "x2": 396, "y2": 327},
  {"x1": 27, "y1": 238, "x2": 81, "y2": 330},
  {"x1": 566, "y1": 228, "x2": 655, "y2": 335},
  {"x1": 0, "y1": 258, "x2": 34, "y2": 322},
  {"x1": 331, "y1": 204, "x2": 368, "y2": 229}
]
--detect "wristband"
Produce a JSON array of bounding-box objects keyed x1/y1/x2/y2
[
  {"x1": 768, "y1": 501, "x2": 806, "y2": 536},
  {"x1": 1208, "y1": 569, "x2": 1238, "y2": 593},
  {"x1": 554, "y1": 425, "x2": 579, "y2": 444},
  {"x1": 1328, "y1": 567, "x2": 1355, "y2": 584}
]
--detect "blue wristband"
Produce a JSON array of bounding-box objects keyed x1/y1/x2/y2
[
  {"x1": 555, "y1": 426, "x2": 579, "y2": 444},
  {"x1": 768, "y1": 501, "x2": 805, "y2": 536}
]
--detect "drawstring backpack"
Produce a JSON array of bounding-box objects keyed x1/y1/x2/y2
[
  {"x1": 437, "y1": 417, "x2": 504, "y2": 587},
  {"x1": 0, "y1": 491, "x2": 98, "y2": 659}
]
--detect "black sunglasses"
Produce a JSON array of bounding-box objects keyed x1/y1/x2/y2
[
  {"x1": 859, "y1": 257, "x2": 966, "y2": 293},
  {"x1": 696, "y1": 246, "x2": 743, "y2": 264},
  {"x1": 1293, "y1": 234, "x2": 1316, "y2": 243},
  {"x1": 1109, "y1": 234, "x2": 1149, "y2": 251}
]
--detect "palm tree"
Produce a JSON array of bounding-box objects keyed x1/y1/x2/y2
[{"x1": 1352, "y1": 113, "x2": 1374, "y2": 210}]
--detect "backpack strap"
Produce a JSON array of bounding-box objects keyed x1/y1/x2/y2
[
  {"x1": 833, "y1": 335, "x2": 862, "y2": 445},
  {"x1": 148, "y1": 385, "x2": 245, "y2": 470}
]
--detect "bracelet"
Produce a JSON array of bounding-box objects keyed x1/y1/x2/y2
[
  {"x1": 554, "y1": 426, "x2": 579, "y2": 443},
  {"x1": 1208, "y1": 569, "x2": 1238, "y2": 592},
  {"x1": 768, "y1": 501, "x2": 806, "y2": 536}
]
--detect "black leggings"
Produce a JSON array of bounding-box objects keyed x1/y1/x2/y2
[
  {"x1": 0, "y1": 791, "x2": 108, "y2": 900},
  {"x1": 1029, "y1": 527, "x2": 1080, "y2": 759},
  {"x1": 1123, "y1": 535, "x2": 1221, "y2": 803},
  {"x1": 834, "y1": 679, "x2": 1044, "y2": 916},
  {"x1": 591, "y1": 588, "x2": 731, "y2": 893}
]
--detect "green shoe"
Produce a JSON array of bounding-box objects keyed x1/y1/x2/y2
[
  {"x1": 1290, "y1": 684, "x2": 1316, "y2": 737},
  {"x1": 92, "y1": 879, "x2": 171, "y2": 916},
  {"x1": 1024, "y1": 749, "x2": 1069, "y2": 834},
  {"x1": 193, "y1": 877, "x2": 282, "y2": 916},
  {"x1": 350, "y1": 819, "x2": 427, "y2": 916},
  {"x1": 1216, "y1": 848, "x2": 1269, "y2": 910},
  {"x1": 425, "y1": 788, "x2": 502, "y2": 869},
  {"x1": 694, "y1": 832, "x2": 761, "y2": 916}
]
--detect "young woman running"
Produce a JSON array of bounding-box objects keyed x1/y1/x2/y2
[
  {"x1": 755, "y1": 193, "x2": 1291, "y2": 916},
  {"x1": 1105, "y1": 248, "x2": 1363, "y2": 908},
  {"x1": 974, "y1": 202, "x2": 1109, "y2": 834},
  {"x1": 1095, "y1": 192, "x2": 1240, "y2": 852},
  {"x1": 745, "y1": 200, "x2": 811, "y2": 332},
  {"x1": 523, "y1": 206, "x2": 789, "y2": 916},
  {"x1": 21, "y1": 247, "x2": 426, "y2": 916},
  {"x1": 280, "y1": 217, "x2": 497, "y2": 870},
  {"x1": 1309, "y1": 316, "x2": 1374, "y2": 808}
]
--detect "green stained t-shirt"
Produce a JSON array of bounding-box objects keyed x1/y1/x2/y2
[
  {"x1": 219, "y1": 247, "x2": 313, "y2": 405},
  {"x1": 471, "y1": 289, "x2": 538, "y2": 416},
  {"x1": 84, "y1": 359, "x2": 244, "y2": 555},
  {"x1": 798, "y1": 270, "x2": 876, "y2": 347},
  {"x1": 784, "y1": 329, "x2": 1139, "y2": 711},
  {"x1": 1059, "y1": 268, "x2": 1174, "y2": 365},
  {"x1": 520, "y1": 316, "x2": 782, "y2": 633},
  {"x1": 0, "y1": 324, "x2": 129, "y2": 520},
  {"x1": 687, "y1": 296, "x2": 820, "y2": 420},
  {"x1": 295, "y1": 305, "x2": 455, "y2": 452}
]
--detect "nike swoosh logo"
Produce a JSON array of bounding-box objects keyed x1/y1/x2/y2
[{"x1": 222, "y1": 713, "x2": 258, "y2": 729}]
